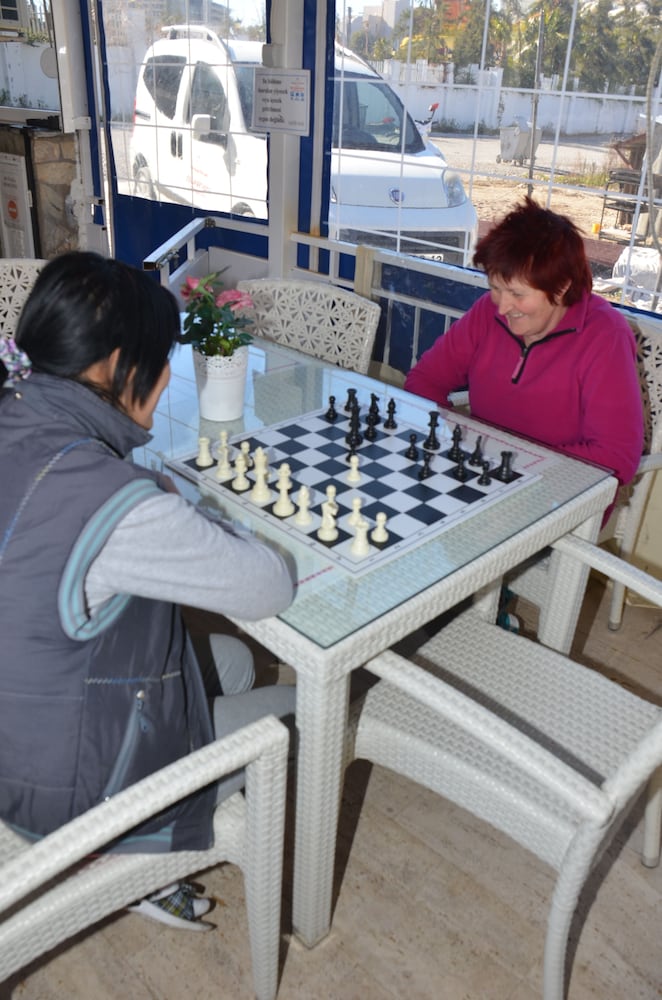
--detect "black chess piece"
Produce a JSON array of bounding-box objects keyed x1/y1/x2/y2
[
  {"x1": 325, "y1": 395, "x2": 338, "y2": 422},
  {"x1": 478, "y1": 461, "x2": 491, "y2": 486},
  {"x1": 405, "y1": 433, "x2": 419, "y2": 461},
  {"x1": 366, "y1": 392, "x2": 381, "y2": 426},
  {"x1": 453, "y1": 454, "x2": 469, "y2": 482},
  {"x1": 364, "y1": 413, "x2": 378, "y2": 442},
  {"x1": 496, "y1": 450, "x2": 514, "y2": 483},
  {"x1": 423, "y1": 411, "x2": 440, "y2": 451},
  {"x1": 447, "y1": 424, "x2": 463, "y2": 462},
  {"x1": 469, "y1": 435, "x2": 483, "y2": 466},
  {"x1": 345, "y1": 408, "x2": 363, "y2": 448},
  {"x1": 418, "y1": 451, "x2": 433, "y2": 480},
  {"x1": 344, "y1": 388, "x2": 358, "y2": 413},
  {"x1": 383, "y1": 399, "x2": 397, "y2": 430}
]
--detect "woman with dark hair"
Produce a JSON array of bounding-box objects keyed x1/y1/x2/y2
[
  {"x1": 0, "y1": 252, "x2": 296, "y2": 930},
  {"x1": 405, "y1": 197, "x2": 643, "y2": 489}
]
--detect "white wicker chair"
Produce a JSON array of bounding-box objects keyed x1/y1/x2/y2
[
  {"x1": 0, "y1": 258, "x2": 48, "y2": 335},
  {"x1": 236, "y1": 278, "x2": 381, "y2": 374},
  {"x1": 349, "y1": 536, "x2": 662, "y2": 1000},
  {"x1": 0, "y1": 715, "x2": 289, "y2": 1000},
  {"x1": 506, "y1": 314, "x2": 662, "y2": 631}
]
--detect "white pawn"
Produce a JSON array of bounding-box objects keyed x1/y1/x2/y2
[
  {"x1": 273, "y1": 465, "x2": 295, "y2": 517},
  {"x1": 347, "y1": 454, "x2": 361, "y2": 484},
  {"x1": 347, "y1": 496, "x2": 363, "y2": 527},
  {"x1": 215, "y1": 445, "x2": 231, "y2": 480},
  {"x1": 294, "y1": 484, "x2": 313, "y2": 525},
  {"x1": 196, "y1": 436, "x2": 213, "y2": 468},
  {"x1": 350, "y1": 516, "x2": 371, "y2": 558},
  {"x1": 371, "y1": 511, "x2": 389, "y2": 543},
  {"x1": 231, "y1": 452, "x2": 249, "y2": 491},
  {"x1": 240, "y1": 440, "x2": 253, "y2": 469}
]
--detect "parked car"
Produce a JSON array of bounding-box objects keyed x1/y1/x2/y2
[{"x1": 130, "y1": 27, "x2": 478, "y2": 265}]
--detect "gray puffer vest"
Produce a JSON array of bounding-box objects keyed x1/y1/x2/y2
[{"x1": 0, "y1": 374, "x2": 215, "y2": 852}]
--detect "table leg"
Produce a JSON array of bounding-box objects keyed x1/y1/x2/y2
[
  {"x1": 538, "y1": 513, "x2": 603, "y2": 653},
  {"x1": 291, "y1": 669, "x2": 351, "y2": 947}
]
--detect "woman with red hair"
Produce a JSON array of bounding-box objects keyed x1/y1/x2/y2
[{"x1": 405, "y1": 197, "x2": 643, "y2": 490}]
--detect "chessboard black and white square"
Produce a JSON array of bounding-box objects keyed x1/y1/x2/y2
[{"x1": 170, "y1": 402, "x2": 540, "y2": 576}]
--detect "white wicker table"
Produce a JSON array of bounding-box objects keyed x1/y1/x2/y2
[{"x1": 141, "y1": 338, "x2": 618, "y2": 948}]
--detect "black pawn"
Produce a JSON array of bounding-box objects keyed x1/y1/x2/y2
[
  {"x1": 418, "y1": 451, "x2": 433, "y2": 480},
  {"x1": 364, "y1": 414, "x2": 378, "y2": 442},
  {"x1": 453, "y1": 454, "x2": 469, "y2": 482},
  {"x1": 478, "y1": 461, "x2": 491, "y2": 486},
  {"x1": 469, "y1": 435, "x2": 483, "y2": 466},
  {"x1": 346, "y1": 408, "x2": 363, "y2": 448},
  {"x1": 448, "y1": 424, "x2": 463, "y2": 462},
  {"x1": 344, "y1": 388, "x2": 358, "y2": 413},
  {"x1": 423, "y1": 411, "x2": 440, "y2": 451},
  {"x1": 325, "y1": 395, "x2": 338, "y2": 422},
  {"x1": 383, "y1": 399, "x2": 397, "y2": 430},
  {"x1": 405, "y1": 433, "x2": 419, "y2": 461}
]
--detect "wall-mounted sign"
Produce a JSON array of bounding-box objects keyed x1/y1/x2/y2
[
  {"x1": 0, "y1": 152, "x2": 35, "y2": 257},
  {"x1": 252, "y1": 68, "x2": 310, "y2": 136}
]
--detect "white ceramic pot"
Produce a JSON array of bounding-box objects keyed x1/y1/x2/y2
[{"x1": 192, "y1": 345, "x2": 249, "y2": 422}]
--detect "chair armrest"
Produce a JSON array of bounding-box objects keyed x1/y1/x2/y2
[
  {"x1": 0, "y1": 715, "x2": 288, "y2": 914},
  {"x1": 363, "y1": 647, "x2": 611, "y2": 822},
  {"x1": 553, "y1": 534, "x2": 662, "y2": 606},
  {"x1": 637, "y1": 451, "x2": 662, "y2": 476}
]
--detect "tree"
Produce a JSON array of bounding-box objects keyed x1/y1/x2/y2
[{"x1": 452, "y1": 0, "x2": 497, "y2": 71}]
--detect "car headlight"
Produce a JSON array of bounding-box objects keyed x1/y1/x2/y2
[{"x1": 444, "y1": 171, "x2": 467, "y2": 208}]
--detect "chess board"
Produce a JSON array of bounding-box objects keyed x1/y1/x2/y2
[{"x1": 168, "y1": 401, "x2": 542, "y2": 577}]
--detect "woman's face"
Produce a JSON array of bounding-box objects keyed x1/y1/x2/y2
[
  {"x1": 488, "y1": 274, "x2": 568, "y2": 345},
  {"x1": 122, "y1": 361, "x2": 171, "y2": 429}
]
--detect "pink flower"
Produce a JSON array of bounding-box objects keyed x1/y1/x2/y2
[
  {"x1": 180, "y1": 275, "x2": 202, "y2": 301},
  {"x1": 215, "y1": 289, "x2": 253, "y2": 313}
]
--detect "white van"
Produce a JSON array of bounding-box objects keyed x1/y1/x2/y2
[{"x1": 130, "y1": 26, "x2": 478, "y2": 264}]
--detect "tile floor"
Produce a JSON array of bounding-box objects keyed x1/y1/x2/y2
[{"x1": 6, "y1": 578, "x2": 662, "y2": 1000}]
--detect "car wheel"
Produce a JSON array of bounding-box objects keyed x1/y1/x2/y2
[{"x1": 133, "y1": 163, "x2": 155, "y2": 199}]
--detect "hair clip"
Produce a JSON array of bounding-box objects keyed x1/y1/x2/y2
[{"x1": 0, "y1": 335, "x2": 32, "y2": 386}]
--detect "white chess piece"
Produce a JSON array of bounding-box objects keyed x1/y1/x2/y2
[
  {"x1": 294, "y1": 485, "x2": 313, "y2": 525},
  {"x1": 215, "y1": 445, "x2": 231, "y2": 480},
  {"x1": 347, "y1": 454, "x2": 361, "y2": 484},
  {"x1": 240, "y1": 440, "x2": 253, "y2": 469},
  {"x1": 347, "y1": 496, "x2": 363, "y2": 527},
  {"x1": 231, "y1": 452, "x2": 249, "y2": 491},
  {"x1": 325, "y1": 484, "x2": 338, "y2": 515},
  {"x1": 250, "y1": 449, "x2": 271, "y2": 503},
  {"x1": 350, "y1": 516, "x2": 370, "y2": 557},
  {"x1": 196, "y1": 436, "x2": 213, "y2": 468},
  {"x1": 273, "y1": 465, "x2": 295, "y2": 517},
  {"x1": 371, "y1": 511, "x2": 389, "y2": 543},
  {"x1": 317, "y1": 498, "x2": 338, "y2": 541}
]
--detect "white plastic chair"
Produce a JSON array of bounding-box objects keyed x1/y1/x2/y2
[
  {"x1": 503, "y1": 314, "x2": 662, "y2": 631},
  {"x1": 0, "y1": 715, "x2": 289, "y2": 1000},
  {"x1": 236, "y1": 278, "x2": 381, "y2": 374},
  {"x1": 349, "y1": 536, "x2": 662, "y2": 1000},
  {"x1": 0, "y1": 258, "x2": 48, "y2": 335}
]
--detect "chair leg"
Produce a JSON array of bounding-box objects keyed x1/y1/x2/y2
[
  {"x1": 607, "y1": 579, "x2": 627, "y2": 631},
  {"x1": 642, "y1": 767, "x2": 662, "y2": 868}
]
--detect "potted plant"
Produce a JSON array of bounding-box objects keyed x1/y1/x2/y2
[{"x1": 180, "y1": 272, "x2": 254, "y2": 421}]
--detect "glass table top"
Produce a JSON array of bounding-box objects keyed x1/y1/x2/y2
[{"x1": 139, "y1": 339, "x2": 615, "y2": 649}]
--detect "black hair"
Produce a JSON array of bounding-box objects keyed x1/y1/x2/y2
[{"x1": 13, "y1": 251, "x2": 181, "y2": 406}]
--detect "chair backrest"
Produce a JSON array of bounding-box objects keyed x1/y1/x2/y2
[
  {"x1": 627, "y1": 314, "x2": 662, "y2": 457},
  {"x1": 236, "y1": 278, "x2": 381, "y2": 374},
  {"x1": 0, "y1": 258, "x2": 48, "y2": 337}
]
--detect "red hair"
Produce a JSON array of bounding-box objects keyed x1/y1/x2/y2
[{"x1": 473, "y1": 197, "x2": 592, "y2": 305}]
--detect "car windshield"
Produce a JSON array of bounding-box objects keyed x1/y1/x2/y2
[
  {"x1": 333, "y1": 75, "x2": 425, "y2": 155},
  {"x1": 234, "y1": 64, "x2": 256, "y2": 127}
]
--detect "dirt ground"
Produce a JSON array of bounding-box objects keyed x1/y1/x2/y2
[{"x1": 468, "y1": 177, "x2": 622, "y2": 279}]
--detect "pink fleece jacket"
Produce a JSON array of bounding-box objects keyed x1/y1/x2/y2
[{"x1": 404, "y1": 290, "x2": 643, "y2": 487}]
